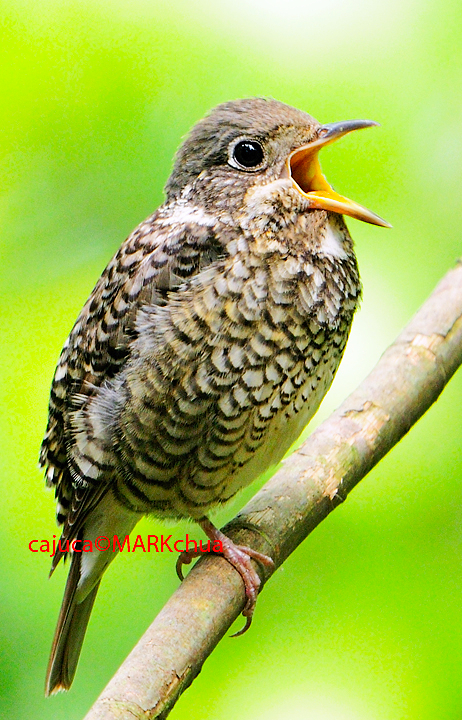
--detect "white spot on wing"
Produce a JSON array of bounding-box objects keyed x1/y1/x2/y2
[{"x1": 53, "y1": 364, "x2": 67, "y2": 382}]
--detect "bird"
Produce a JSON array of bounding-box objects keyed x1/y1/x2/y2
[{"x1": 40, "y1": 97, "x2": 389, "y2": 696}]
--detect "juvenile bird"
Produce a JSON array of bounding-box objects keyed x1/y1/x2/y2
[{"x1": 40, "y1": 97, "x2": 389, "y2": 695}]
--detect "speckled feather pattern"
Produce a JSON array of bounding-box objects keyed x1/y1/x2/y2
[
  {"x1": 41, "y1": 100, "x2": 362, "y2": 551},
  {"x1": 41, "y1": 206, "x2": 359, "y2": 534},
  {"x1": 42, "y1": 98, "x2": 366, "y2": 694},
  {"x1": 76, "y1": 215, "x2": 359, "y2": 520}
]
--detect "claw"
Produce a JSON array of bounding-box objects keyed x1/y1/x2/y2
[
  {"x1": 176, "y1": 549, "x2": 202, "y2": 581},
  {"x1": 175, "y1": 517, "x2": 275, "y2": 635},
  {"x1": 230, "y1": 614, "x2": 253, "y2": 638}
]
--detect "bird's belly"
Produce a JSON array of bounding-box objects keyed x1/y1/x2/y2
[
  {"x1": 137, "y1": 349, "x2": 344, "y2": 520},
  {"x1": 206, "y1": 354, "x2": 340, "y2": 509},
  {"x1": 110, "y1": 251, "x2": 358, "y2": 520}
]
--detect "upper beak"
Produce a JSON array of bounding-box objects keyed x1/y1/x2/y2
[{"x1": 285, "y1": 119, "x2": 391, "y2": 228}]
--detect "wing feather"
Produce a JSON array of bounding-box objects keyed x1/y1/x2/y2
[{"x1": 40, "y1": 206, "x2": 225, "y2": 561}]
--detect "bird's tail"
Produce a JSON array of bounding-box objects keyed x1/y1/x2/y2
[
  {"x1": 45, "y1": 490, "x2": 141, "y2": 695},
  {"x1": 45, "y1": 550, "x2": 100, "y2": 696}
]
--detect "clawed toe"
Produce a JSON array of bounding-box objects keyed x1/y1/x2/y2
[
  {"x1": 176, "y1": 518, "x2": 275, "y2": 635},
  {"x1": 176, "y1": 550, "x2": 203, "y2": 581}
]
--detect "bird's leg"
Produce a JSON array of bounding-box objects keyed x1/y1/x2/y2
[{"x1": 176, "y1": 516, "x2": 274, "y2": 635}]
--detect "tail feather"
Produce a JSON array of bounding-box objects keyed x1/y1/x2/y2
[
  {"x1": 45, "y1": 551, "x2": 100, "y2": 696},
  {"x1": 45, "y1": 491, "x2": 141, "y2": 695}
]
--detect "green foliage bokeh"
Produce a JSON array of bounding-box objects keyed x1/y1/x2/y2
[{"x1": 1, "y1": 1, "x2": 462, "y2": 718}]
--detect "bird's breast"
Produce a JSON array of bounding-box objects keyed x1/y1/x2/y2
[{"x1": 89, "y1": 241, "x2": 360, "y2": 519}]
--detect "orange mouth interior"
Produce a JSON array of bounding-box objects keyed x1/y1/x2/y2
[{"x1": 287, "y1": 145, "x2": 391, "y2": 228}]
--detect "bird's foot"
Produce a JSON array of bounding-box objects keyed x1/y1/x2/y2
[{"x1": 176, "y1": 517, "x2": 274, "y2": 636}]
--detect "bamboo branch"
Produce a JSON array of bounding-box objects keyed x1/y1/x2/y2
[{"x1": 84, "y1": 260, "x2": 462, "y2": 720}]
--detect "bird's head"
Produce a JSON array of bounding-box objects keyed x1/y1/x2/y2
[{"x1": 165, "y1": 97, "x2": 390, "y2": 232}]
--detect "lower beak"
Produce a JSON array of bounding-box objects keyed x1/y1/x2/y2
[{"x1": 286, "y1": 119, "x2": 391, "y2": 228}]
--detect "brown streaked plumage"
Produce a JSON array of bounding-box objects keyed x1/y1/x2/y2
[{"x1": 40, "y1": 97, "x2": 389, "y2": 695}]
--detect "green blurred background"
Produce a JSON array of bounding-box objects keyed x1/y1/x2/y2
[{"x1": 1, "y1": 0, "x2": 462, "y2": 717}]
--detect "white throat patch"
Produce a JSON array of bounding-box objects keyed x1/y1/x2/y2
[
  {"x1": 160, "y1": 203, "x2": 217, "y2": 228},
  {"x1": 321, "y1": 221, "x2": 348, "y2": 259}
]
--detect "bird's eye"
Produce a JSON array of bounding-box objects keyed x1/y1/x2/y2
[{"x1": 231, "y1": 140, "x2": 265, "y2": 169}]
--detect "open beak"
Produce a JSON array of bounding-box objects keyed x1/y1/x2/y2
[{"x1": 285, "y1": 119, "x2": 391, "y2": 228}]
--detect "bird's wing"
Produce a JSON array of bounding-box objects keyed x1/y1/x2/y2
[{"x1": 40, "y1": 207, "x2": 225, "y2": 541}]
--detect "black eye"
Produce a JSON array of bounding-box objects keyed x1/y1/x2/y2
[{"x1": 232, "y1": 140, "x2": 264, "y2": 169}]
